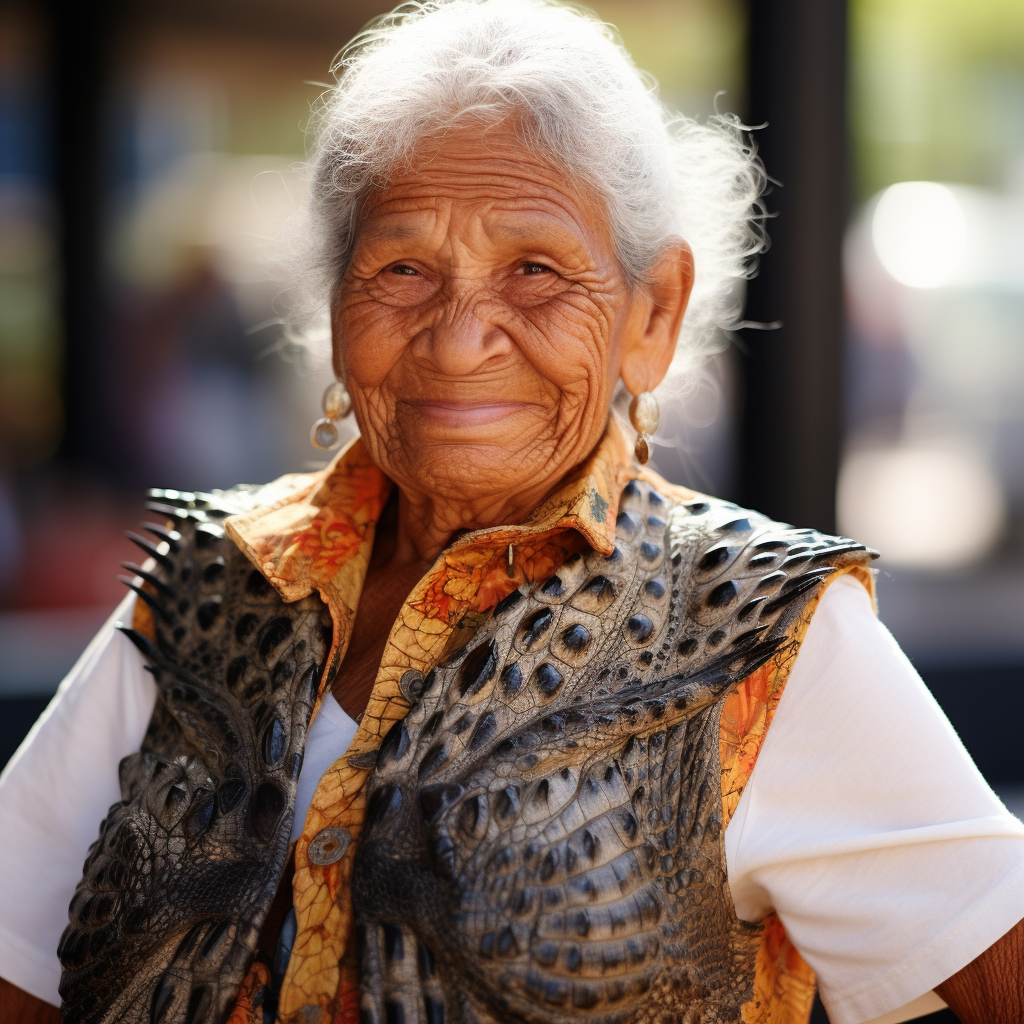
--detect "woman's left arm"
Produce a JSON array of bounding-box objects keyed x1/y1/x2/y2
[
  {"x1": 938, "y1": 917, "x2": 1024, "y2": 1023},
  {"x1": 723, "y1": 575, "x2": 1024, "y2": 1024}
]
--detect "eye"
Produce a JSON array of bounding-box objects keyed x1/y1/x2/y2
[
  {"x1": 389, "y1": 264, "x2": 419, "y2": 276},
  {"x1": 517, "y1": 261, "x2": 554, "y2": 276}
]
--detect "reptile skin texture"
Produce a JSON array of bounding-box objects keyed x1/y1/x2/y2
[
  {"x1": 352, "y1": 480, "x2": 873, "y2": 1024},
  {"x1": 57, "y1": 476, "x2": 874, "y2": 1024},
  {"x1": 57, "y1": 492, "x2": 333, "y2": 1024}
]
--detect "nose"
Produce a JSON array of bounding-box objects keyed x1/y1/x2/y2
[{"x1": 411, "y1": 284, "x2": 513, "y2": 377}]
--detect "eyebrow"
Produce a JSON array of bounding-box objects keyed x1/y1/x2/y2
[
  {"x1": 360, "y1": 223, "x2": 422, "y2": 242},
  {"x1": 492, "y1": 224, "x2": 578, "y2": 246},
  {"x1": 485, "y1": 210, "x2": 589, "y2": 247}
]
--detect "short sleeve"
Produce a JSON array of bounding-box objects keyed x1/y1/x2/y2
[
  {"x1": 0, "y1": 594, "x2": 156, "y2": 1005},
  {"x1": 724, "y1": 574, "x2": 1024, "y2": 1024}
]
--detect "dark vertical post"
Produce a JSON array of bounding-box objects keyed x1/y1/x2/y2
[
  {"x1": 47, "y1": 0, "x2": 116, "y2": 468},
  {"x1": 739, "y1": 0, "x2": 847, "y2": 533}
]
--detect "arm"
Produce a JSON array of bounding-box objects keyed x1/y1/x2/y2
[
  {"x1": 938, "y1": 916, "x2": 1024, "y2": 1024},
  {"x1": 0, "y1": 596, "x2": 156, "y2": 1016},
  {"x1": 0, "y1": 977, "x2": 60, "y2": 1024}
]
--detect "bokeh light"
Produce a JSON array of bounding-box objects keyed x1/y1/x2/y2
[
  {"x1": 871, "y1": 181, "x2": 967, "y2": 288},
  {"x1": 838, "y1": 441, "x2": 1006, "y2": 568}
]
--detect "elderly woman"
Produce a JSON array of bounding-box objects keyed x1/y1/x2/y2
[{"x1": 2, "y1": 3, "x2": 1024, "y2": 1023}]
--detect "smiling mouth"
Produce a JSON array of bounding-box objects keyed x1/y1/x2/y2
[{"x1": 406, "y1": 401, "x2": 531, "y2": 427}]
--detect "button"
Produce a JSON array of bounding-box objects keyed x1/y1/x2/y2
[
  {"x1": 308, "y1": 827, "x2": 350, "y2": 866},
  {"x1": 399, "y1": 669, "x2": 425, "y2": 703}
]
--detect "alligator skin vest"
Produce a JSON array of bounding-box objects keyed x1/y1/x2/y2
[{"x1": 58, "y1": 478, "x2": 874, "y2": 1024}]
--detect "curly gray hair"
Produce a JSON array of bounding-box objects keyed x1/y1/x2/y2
[{"x1": 291, "y1": 0, "x2": 766, "y2": 379}]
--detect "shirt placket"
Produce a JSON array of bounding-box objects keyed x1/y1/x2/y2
[{"x1": 277, "y1": 527, "x2": 590, "y2": 1021}]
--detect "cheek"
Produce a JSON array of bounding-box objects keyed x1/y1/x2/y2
[
  {"x1": 515, "y1": 291, "x2": 620, "y2": 394},
  {"x1": 334, "y1": 294, "x2": 412, "y2": 387}
]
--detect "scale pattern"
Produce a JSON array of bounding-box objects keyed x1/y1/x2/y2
[
  {"x1": 352, "y1": 480, "x2": 874, "y2": 1024},
  {"x1": 58, "y1": 490, "x2": 332, "y2": 1024}
]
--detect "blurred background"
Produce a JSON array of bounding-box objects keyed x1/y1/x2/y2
[{"x1": 0, "y1": 0, "x2": 1022, "y2": 1016}]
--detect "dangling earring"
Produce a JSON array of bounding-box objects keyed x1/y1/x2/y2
[
  {"x1": 310, "y1": 380, "x2": 352, "y2": 450},
  {"x1": 629, "y1": 391, "x2": 659, "y2": 465}
]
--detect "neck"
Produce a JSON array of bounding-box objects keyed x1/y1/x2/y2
[{"x1": 389, "y1": 482, "x2": 556, "y2": 566}]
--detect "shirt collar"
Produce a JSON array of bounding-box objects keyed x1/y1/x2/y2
[{"x1": 225, "y1": 416, "x2": 637, "y2": 609}]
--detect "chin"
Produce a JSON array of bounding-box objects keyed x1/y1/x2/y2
[{"x1": 402, "y1": 441, "x2": 547, "y2": 502}]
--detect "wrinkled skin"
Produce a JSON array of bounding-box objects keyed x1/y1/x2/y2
[{"x1": 333, "y1": 120, "x2": 694, "y2": 562}]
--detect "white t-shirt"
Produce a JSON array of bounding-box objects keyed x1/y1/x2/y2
[{"x1": 2, "y1": 576, "x2": 1023, "y2": 1024}]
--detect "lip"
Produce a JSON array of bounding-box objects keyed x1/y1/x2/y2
[{"x1": 405, "y1": 400, "x2": 531, "y2": 427}]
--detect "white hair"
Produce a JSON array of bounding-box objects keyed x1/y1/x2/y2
[{"x1": 289, "y1": 0, "x2": 766, "y2": 382}]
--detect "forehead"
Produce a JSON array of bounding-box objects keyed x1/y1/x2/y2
[{"x1": 356, "y1": 123, "x2": 613, "y2": 253}]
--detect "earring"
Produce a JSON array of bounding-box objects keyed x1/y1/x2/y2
[
  {"x1": 310, "y1": 380, "x2": 352, "y2": 450},
  {"x1": 629, "y1": 391, "x2": 659, "y2": 465}
]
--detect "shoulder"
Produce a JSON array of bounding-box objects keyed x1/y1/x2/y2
[
  {"x1": 634, "y1": 467, "x2": 877, "y2": 585},
  {"x1": 145, "y1": 480, "x2": 295, "y2": 519},
  {"x1": 617, "y1": 472, "x2": 878, "y2": 678}
]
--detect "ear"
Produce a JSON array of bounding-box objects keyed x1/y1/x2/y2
[{"x1": 619, "y1": 238, "x2": 694, "y2": 396}]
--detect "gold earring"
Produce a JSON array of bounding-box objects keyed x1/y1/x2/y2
[
  {"x1": 310, "y1": 380, "x2": 353, "y2": 450},
  {"x1": 629, "y1": 391, "x2": 659, "y2": 465}
]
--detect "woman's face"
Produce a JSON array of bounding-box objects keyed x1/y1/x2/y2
[{"x1": 333, "y1": 123, "x2": 691, "y2": 515}]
